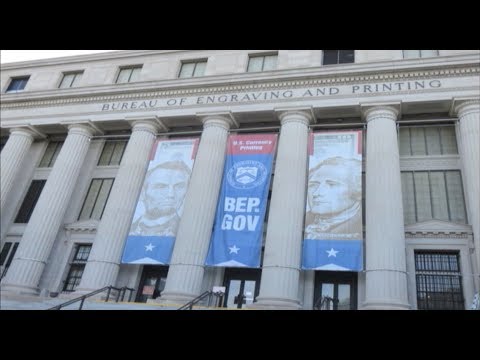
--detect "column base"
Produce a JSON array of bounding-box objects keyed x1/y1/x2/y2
[
  {"x1": 361, "y1": 299, "x2": 411, "y2": 310},
  {"x1": 0, "y1": 283, "x2": 40, "y2": 296},
  {"x1": 249, "y1": 296, "x2": 302, "y2": 310}
]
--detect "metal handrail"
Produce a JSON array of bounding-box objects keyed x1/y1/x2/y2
[
  {"x1": 314, "y1": 296, "x2": 336, "y2": 310},
  {"x1": 48, "y1": 286, "x2": 136, "y2": 310},
  {"x1": 177, "y1": 290, "x2": 224, "y2": 310}
]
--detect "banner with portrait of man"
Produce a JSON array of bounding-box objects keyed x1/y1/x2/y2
[
  {"x1": 302, "y1": 130, "x2": 363, "y2": 271},
  {"x1": 121, "y1": 138, "x2": 199, "y2": 264},
  {"x1": 205, "y1": 134, "x2": 277, "y2": 268}
]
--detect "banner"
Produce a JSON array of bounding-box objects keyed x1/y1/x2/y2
[
  {"x1": 121, "y1": 138, "x2": 199, "y2": 264},
  {"x1": 205, "y1": 134, "x2": 277, "y2": 267},
  {"x1": 302, "y1": 131, "x2": 363, "y2": 271}
]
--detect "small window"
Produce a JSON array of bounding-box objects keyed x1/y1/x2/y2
[
  {"x1": 63, "y1": 244, "x2": 92, "y2": 292},
  {"x1": 323, "y1": 50, "x2": 355, "y2": 65},
  {"x1": 0, "y1": 137, "x2": 7, "y2": 153},
  {"x1": 98, "y1": 140, "x2": 127, "y2": 166},
  {"x1": 59, "y1": 71, "x2": 83, "y2": 88},
  {"x1": 179, "y1": 60, "x2": 207, "y2": 78},
  {"x1": 14, "y1": 180, "x2": 47, "y2": 223},
  {"x1": 116, "y1": 66, "x2": 142, "y2": 84},
  {"x1": 0, "y1": 242, "x2": 20, "y2": 279},
  {"x1": 38, "y1": 141, "x2": 63, "y2": 168},
  {"x1": 247, "y1": 54, "x2": 278, "y2": 72},
  {"x1": 78, "y1": 178, "x2": 114, "y2": 220},
  {"x1": 403, "y1": 50, "x2": 439, "y2": 59},
  {"x1": 401, "y1": 170, "x2": 467, "y2": 225},
  {"x1": 415, "y1": 251, "x2": 464, "y2": 310},
  {"x1": 398, "y1": 125, "x2": 458, "y2": 156},
  {"x1": 6, "y1": 76, "x2": 30, "y2": 93}
]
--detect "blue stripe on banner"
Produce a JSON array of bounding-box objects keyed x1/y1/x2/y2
[
  {"x1": 205, "y1": 151, "x2": 274, "y2": 268},
  {"x1": 121, "y1": 236, "x2": 175, "y2": 264},
  {"x1": 302, "y1": 239, "x2": 363, "y2": 271}
]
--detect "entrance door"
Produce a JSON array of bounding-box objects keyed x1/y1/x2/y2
[
  {"x1": 314, "y1": 271, "x2": 357, "y2": 310},
  {"x1": 223, "y1": 268, "x2": 261, "y2": 309},
  {"x1": 136, "y1": 265, "x2": 169, "y2": 303}
]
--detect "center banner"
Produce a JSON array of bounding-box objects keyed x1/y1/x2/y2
[
  {"x1": 121, "y1": 138, "x2": 199, "y2": 264},
  {"x1": 205, "y1": 134, "x2": 277, "y2": 268},
  {"x1": 302, "y1": 130, "x2": 363, "y2": 271}
]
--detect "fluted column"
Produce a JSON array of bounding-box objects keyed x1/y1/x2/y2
[
  {"x1": 455, "y1": 99, "x2": 480, "y2": 288},
  {"x1": 0, "y1": 128, "x2": 36, "y2": 212},
  {"x1": 1, "y1": 124, "x2": 95, "y2": 295},
  {"x1": 253, "y1": 108, "x2": 313, "y2": 309},
  {"x1": 362, "y1": 105, "x2": 409, "y2": 310},
  {"x1": 160, "y1": 112, "x2": 237, "y2": 303},
  {"x1": 74, "y1": 119, "x2": 165, "y2": 294}
]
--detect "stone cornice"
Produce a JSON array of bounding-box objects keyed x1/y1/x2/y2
[
  {"x1": 1, "y1": 62, "x2": 479, "y2": 111},
  {"x1": 64, "y1": 219, "x2": 99, "y2": 233},
  {"x1": 404, "y1": 219, "x2": 472, "y2": 237},
  {"x1": 0, "y1": 50, "x2": 185, "y2": 69}
]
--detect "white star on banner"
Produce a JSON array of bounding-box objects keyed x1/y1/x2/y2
[
  {"x1": 145, "y1": 243, "x2": 155, "y2": 251},
  {"x1": 229, "y1": 245, "x2": 240, "y2": 254},
  {"x1": 326, "y1": 248, "x2": 339, "y2": 257}
]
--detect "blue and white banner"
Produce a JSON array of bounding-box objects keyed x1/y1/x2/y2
[
  {"x1": 205, "y1": 134, "x2": 277, "y2": 268},
  {"x1": 302, "y1": 131, "x2": 363, "y2": 271},
  {"x1": 121, "y1": 138, "x2": 199, "y2": 264}
]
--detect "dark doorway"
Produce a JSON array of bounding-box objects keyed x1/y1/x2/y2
[
  {"x1": 136, "y1": 265, "x2": 169, "y2": 303},
  {"x1": 223, "y1": 268, "x2": 261, "y2": 309},
  {"x1": 314, "y1": 271, "x2": 357, "y2": 310}
]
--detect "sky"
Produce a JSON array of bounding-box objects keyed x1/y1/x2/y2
[{"x1": 0, "y1": 50, "x2": 119, "y2": 64}]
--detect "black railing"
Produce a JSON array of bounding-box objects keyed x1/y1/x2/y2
[
  {"x1": 313, "y1": 296, "x2": 337, "y2": 310},
  {"x1": 48, "y1": 286, "x2": 136, "y2": 310},
  {"x1": 177, "y1": 290, "x2": 225, "y2": 310}
]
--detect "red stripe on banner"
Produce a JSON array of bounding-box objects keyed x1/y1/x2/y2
[
  {"x1": 308, "y1": 132, "x2": 314, "y2": 155},
  {"x1": 148, "y1": 140, "x2": 159, "y2": 160},
  {"x1": 228, "y1": 134, "x2": 278, "y2": 155},
  {"x1": 356, "y1": 130, "x2": 363, "y2": 155},
  {"x1": 191, "y1": 138, "x2": 200, "y2": 159}
]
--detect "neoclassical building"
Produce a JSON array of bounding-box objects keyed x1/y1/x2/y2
[{"x1": 1, "y1": 50, "x2": 479, "y2": 310}]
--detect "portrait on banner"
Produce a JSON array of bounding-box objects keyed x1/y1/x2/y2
[
  {"x1": 304, "y1": 156, "x2": 362, "y2": 240},
  {"x1": 129, "y1": 158, "x2": 191, "y2": 237}
]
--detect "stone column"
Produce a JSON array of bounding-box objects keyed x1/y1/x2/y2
[
  {"x1": 253, "y1": 108, "x2": 313, "y2": 309},
  {"x1": 362, "y1": 105, "x2": 409, "y2": 310},
  {"x1": 0, "y1": 124, "x2": 95, "y2": 295},
  {"x1": 0, "y1": 128, "x2": 36, "y2": 212},
  {"x1": 74, "y1": 119, "x2": 165, "y2": 294},
  {"x1": 160, "y1": 112, "x2": 237, "y2": 303},
  {"x1": 455, "y1": 99, "x2": 480, "y2": 289}
]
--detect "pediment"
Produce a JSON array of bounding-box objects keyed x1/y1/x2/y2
[
  {"x1": 405, "y1": 219, "x2": 472, "y2": 234},
  {"x1": 64, "y1": 219, "x2": 99, "y2": 232}
]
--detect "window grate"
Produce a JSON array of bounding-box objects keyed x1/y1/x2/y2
[
  {"x1": 63, "y1": 245, "x2": 91, "y2": 292},
  {"x1": 415, "y1": 251, "x2": 464, "y2": 310}
]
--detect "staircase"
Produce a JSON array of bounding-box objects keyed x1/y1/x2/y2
[{"x1": 0, "y1": 286, "x2": 227, "y2": 310}]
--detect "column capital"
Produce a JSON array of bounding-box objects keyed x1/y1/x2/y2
[
  {"x1": 196, "y1": 111, "x2": 238, "y2": 130},
  {"x1": 275, "y1": 106, "x2": 315, "y2": 126},
  {"x1": 451, "y1": 97, "x2": 480, "y2": 118},
  {"x1": 8, "y1": 126, "x2": 41, "y2": 139},
  {"x1": 66, "y1": 123, "x2": 97, "y2": 138},
  {"x1": 361, "y1": 102, "x2": 401, "y2": 123},
  {"x1": 61, "y1": 120, "x2": 103, "y2": 136},
  {"x1": 126, "y1": 115, "x2": 169, "y2": 133}
]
